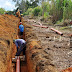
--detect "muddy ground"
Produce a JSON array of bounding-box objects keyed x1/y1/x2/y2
[{"x1": 23, "y1": 16, "x2": 72, "y2": 72}]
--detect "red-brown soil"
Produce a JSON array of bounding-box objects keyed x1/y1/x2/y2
[
  {"x1": 0, "y1": 15, "x2": 72, "y2": 72},
  {"x1": 0, "y1": 14, "x2": 19, "y2": 72}
]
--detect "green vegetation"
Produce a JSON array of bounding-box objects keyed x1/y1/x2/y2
[
  {"x1": 6, "y1": 11, "x2": 14, "y2": 15},
  {"x1": 0, "y1": 8, "x2": 5, "y2": 14},
  {"x1": 42, "y1": 2, "x2": 50, "y2": 18},
  {"x1": 23, "y1": 8, "x2": 33, "y2": 15},
  {"x1": 12, "y1": 0, "x2": 72, "y2": 23},
  {"x1": 0, "y1": 8, "x2": 15, "y2": 15},
  {"x1": 12, "y1": 0, "x2": 39, "y2": 13},
  {"x1": 32, "y1": 6, "x2": 42, "y2": 16},
  {"x1": 60, "y1": 26, "x2": 70, "y2": 30},
  {"x1": 63, "y1": 0, "x2": 72, "y2": 20}
]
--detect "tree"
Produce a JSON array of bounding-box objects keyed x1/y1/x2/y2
[
  {"x1": 63, "y1": 0, "x2": 72, "y2": 20},
  {"x1": 12, "y1": 0, "x2": 39, "y2": 13}
]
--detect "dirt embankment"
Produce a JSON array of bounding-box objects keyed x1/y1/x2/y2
[
  {"x1": 22, "y1": 17, "x2": 72, "y2": 72},
  {"x1": 22, "y1": 18, "x2": 58, "y2": 72},
  {"x1": 0, "y1": 14, "x2": 19, "y2": 72}
]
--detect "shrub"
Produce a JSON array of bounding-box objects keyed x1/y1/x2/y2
[
  {"x1": 0, "y1": 8, "x2": 5, "y2": 14},
  {"x1": 32, "y1": 6, "x2": 42, "y2": 16},
  {"x1": 23, "y1": 8, "x2": 33, "y2": 15},
  {"x1": 44, "y1": 12, "x2": 49, "y2": 18}
]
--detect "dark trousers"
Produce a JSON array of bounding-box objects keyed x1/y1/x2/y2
[
  {"x1": 20, "y1": 32, "x2": 23, "y2": 35},
  {"x1": 16, "y1": 43, "x2": 26, "y2": 56}
]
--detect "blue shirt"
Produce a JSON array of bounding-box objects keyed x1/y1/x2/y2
[
  {"x1": 15, "y1": 39, "x2": 26, "y2": 48},
  {"x1": 19, "y1": 24, "x2": 24, "y2": 32}
]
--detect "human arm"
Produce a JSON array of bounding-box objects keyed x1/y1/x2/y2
[{"x1": 15, "y1": 41, "x2": 18, "y2": 48}]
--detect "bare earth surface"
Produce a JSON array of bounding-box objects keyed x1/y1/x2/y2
[
  {"x1": 0, "y1": 15, "x2": 71, "y2": 72},
  {"x1": 24, "y1": 17, "x2": 72, "y2": 71}
]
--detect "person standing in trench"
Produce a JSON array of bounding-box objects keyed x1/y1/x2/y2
[
  {"x1": 13, "y1": 39, "x2": 26, "y2": 56},
  {"x1": 18, "y1": 22, "x2": 24, "y2": 38}
]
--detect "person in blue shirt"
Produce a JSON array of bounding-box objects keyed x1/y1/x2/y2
[
  {"x1": 13, "y1": 39, "x2": 26, "y2": 56},
  {"x1": 19, "y1": 22, "x2": 24, "y2": 35}
]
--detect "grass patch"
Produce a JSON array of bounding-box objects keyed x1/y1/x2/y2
[{"x1": 60, "y1": 26, "x2": 70, "y2": 30}]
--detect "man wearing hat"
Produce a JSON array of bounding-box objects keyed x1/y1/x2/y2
[{"x1": 13, "y1": 39, "x2": 26, "y2": 56}]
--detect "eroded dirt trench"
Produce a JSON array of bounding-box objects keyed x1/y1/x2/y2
[
  {"x1": 0, "y1": 15, "x2": 28, "y2": 72},
  {"x1": 0, "y1": 15, "x2": 72, "y2": 72},
  {"x1": 11, "y1": 17, "x2": 28, "y2": 72}
]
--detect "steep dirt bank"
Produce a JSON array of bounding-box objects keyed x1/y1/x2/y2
[
  {"x1": 22, "y1": 17, "x2": 72, "y2": 72},
  {"x1": 22, "y1": 18, "x2": 58, "y2": 72},
  {"x1": 0, "y1": 14, "x2": 19, "y2": 72}
]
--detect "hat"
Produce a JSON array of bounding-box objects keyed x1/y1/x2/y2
[
  {"x1": 20, "y1": 22, "x2": 22, "y2": 24},
  {"x1": 13, "y1": 39, "x2": 16, "y2": 43}
]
